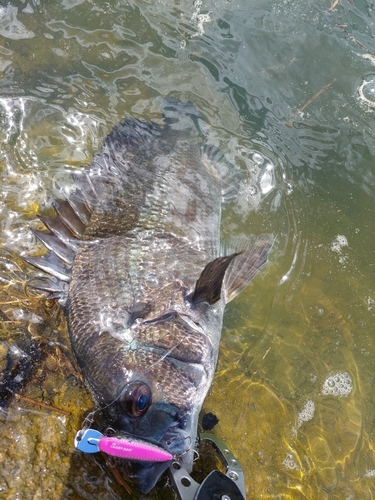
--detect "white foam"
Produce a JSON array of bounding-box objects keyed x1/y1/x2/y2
[
  {"x1": 191, "y1": 0, "x2": 212, "y2": 37},
  {"x1": 258, "y1": 163, "x2": 275, "y2": 195},
  {"x1": 322, "y1": 372, "x2": 353, "y2": 398},
  {"x1": 297, "y1": 399, "x2": 315, "y2": 428},
  {"x1": 282, "y1": 453, "x2": 299, "y2": 471},
  {"x1": 358, "y1": 74, "x2": 375, "y2": 108},
  {"x1": 330, "y1": 234, "x2": 348, "y2": 253}
]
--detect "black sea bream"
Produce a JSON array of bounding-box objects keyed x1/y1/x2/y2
[{"x1": 25, "y1": 100, "x2": 273, "y2": 493}]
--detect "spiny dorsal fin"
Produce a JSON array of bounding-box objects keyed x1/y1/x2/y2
[
  {"x1": 22, "y1": 253, "x2": 71, "y2": 282},
  {"x1": 50, "y1": 198, "x2": 87, "y2": 238},
  {"x1": 26, "y1": 276, "x2": 68, "y2": 300},
  {"x1": 30, "y1": 228, "x2": 75, "y2": 265},
  {"x1": 190, "y1": 253, "x2": 240, "y2": 306},
  {"x1": 65, "y1": 188, "x2": 92, "y2": 225},
  {"x1": 23, "y1": 195, "x2": 89, "y2": 304}
]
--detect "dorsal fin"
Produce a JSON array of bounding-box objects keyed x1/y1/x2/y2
[
  {"x1": 190, "y1": 253, "x2": 239, "y2": 306},
  {"x1": 65, "y1": 188, "x2": 92, "y2": 225},
  {"x1": 50, "y1": 199, "x2": 87, "y2": 238},
  {"x1": 24, "y1": 117, "x2": 164, "y2": 301},
  {"x1": 37, "y1": 214, "x2": 81, "y2": 248},
  {"x1": 22, "y1": 252, "x2": 72, "y2": 283},
  {"x1": 30, "y1": 228, "x2": 75, "y2": 264},
  {"x1": 23, "y1": 195, "x2": 90, "y2": 303}
]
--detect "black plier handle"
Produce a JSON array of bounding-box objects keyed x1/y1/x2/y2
[{"x1": 169, "y1": 433, "x2": 246, "y2": 500}]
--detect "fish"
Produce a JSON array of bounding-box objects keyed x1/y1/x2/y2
[{"x1": 24, "y1": 99, "x2": 273, "y2": 493}]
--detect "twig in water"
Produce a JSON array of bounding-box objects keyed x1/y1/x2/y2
[
  {"x1": 262, "y1": 347, "x2": 271, "y2": 360},
  {"x1": 14, "y1": 393, "x2": 70, "y2": 416},
  {"x1": 105, "y1": 455, "x2": 132, "y2": 495},
  {"x1": 286, "y1": 78, "x2": 336, "y2": 127},
  {"x1": 329, "y1": 0, "x2": 340, "y2": 11},
  {"x1": 0, "y1": 299, "x2": 33, "y2": 305}
]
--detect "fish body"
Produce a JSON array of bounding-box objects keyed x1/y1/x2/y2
[{"x1": 25, "y1": 100, "x2": 272, "y2": 493}]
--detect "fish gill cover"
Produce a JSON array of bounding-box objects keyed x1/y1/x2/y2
[{"x1": 22, "y1": 99, "x2": 273, "y2": 493}]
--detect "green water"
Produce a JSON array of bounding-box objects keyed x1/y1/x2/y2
[{"x1": 1, "y1": 0, "x2": 375, "y2": 498}]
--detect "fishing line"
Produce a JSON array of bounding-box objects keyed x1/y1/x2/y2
[
  {"x1": 143, "y1": 343, "x2": 180, "y2": 374},
  {"x1": 174, "y1": 435, "x2": 195, "y2": 460},
  {"x1": 80, "y1": 391, "x2": 124, "y2": 430}
]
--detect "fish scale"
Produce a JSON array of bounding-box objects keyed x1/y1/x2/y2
[
  {"x1": 68, "y1": 231, "x2": 211, "y2": 402},
  {"x1": 23, "y1": 100, "x2": 273, "y2": 493}
]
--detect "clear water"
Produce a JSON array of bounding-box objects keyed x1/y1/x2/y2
[{"x1": 1, "y1": 0, "x2": 375, "y2": 498}]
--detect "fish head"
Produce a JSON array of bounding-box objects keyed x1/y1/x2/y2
[{"x1": 96, "y1": 311, "x2": 214, "y2": 493}]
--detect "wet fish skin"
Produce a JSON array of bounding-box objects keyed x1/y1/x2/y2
[{"x1": 24, "y1": 100, "x2": 273, "y2": 493}]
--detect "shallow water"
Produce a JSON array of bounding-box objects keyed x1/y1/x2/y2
[{"x1": 1, "y1": 0, "x2": 375, "y2": 498}]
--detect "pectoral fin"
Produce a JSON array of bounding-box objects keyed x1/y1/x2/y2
[
  {"x1": 223, "y1": 234, "x2": 273, "y2": 302},
  {"x1": 190, "y1": 253, "x2": 239, "y2": 306},
  {"x1": 190, "y1": 234, "x2": 273, "y2": 306}
]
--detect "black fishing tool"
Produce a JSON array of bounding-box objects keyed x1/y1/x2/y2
[{"x1": 169, "y1": 433, "x2": 246, "y2": 500}]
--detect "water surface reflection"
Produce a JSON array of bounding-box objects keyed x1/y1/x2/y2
[{"x1": 1, "y1": 0, "x2": 375, "y2": 498}]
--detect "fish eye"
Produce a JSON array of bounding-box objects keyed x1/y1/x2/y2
[{"x1": 120, "y1": 381, "x2": 152, "y2": 417}]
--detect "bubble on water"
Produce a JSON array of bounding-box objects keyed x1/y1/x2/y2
[
  {"x1": 366, "y1": 296, "x2": 374, "y2": 311},
  {"x1": 258, "y1": 162, "x2": 276, "y2": 195},
  {"x1": 330, "y1": 234, "x2": 348, "y2": 254},
  {"x1": 252, "y1": 153, "x2": 265, "y2": 165},
  {"x1": 364, "y1": 469, "x2": 375, "y2": 478},
  {"x1": 362, "y1": 82, "x2": 375, "y2": 102},
  {"x1": 297, "y1": 399, "x2": 315, "y2": 428},
  {"x1": 191, "y1": 0, "x2": 212, "y2": 37},
  {"x1": 236, "y1": 151, "x2": 279, "y2": 212},
  {"x1": 144, "y1": 272, "x2": 160, "y2": 290},
  {"x1": 358, "y1": 75, "x2": 375, "y2": 106},
  {"x1": 322, "y1": 372, "x2": 353, "y2": 397},
  {"x1": 12, "y1": 309, "x2": 26, "y2": 321},
  {"x1": 282, "y1": 453, "x2": 299, "y2": 471}
]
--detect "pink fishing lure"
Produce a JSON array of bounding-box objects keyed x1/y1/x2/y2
[
  {"x1": 74, "y1": 428, "x2": 173, "y2": 462},
  {"x1": 99, "y1": 435, "x2": 173, "y2": 461}
]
